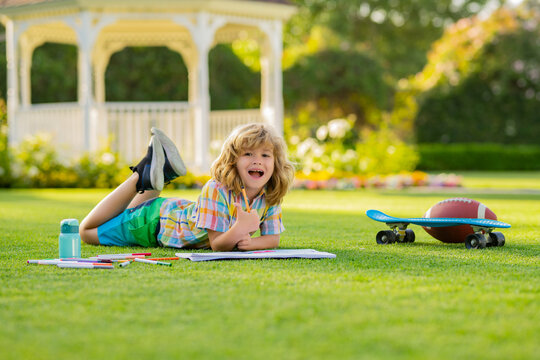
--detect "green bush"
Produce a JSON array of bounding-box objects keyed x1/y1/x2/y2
[
  {"x1": 417, "y1": 143, "x2": 540, "y2": 171},
  {"x1": 289, "y1": 118, "x2": 418, "y2": 176},
  {"x1": 6, "y1": 134, "x2": 129, "y2": 188},
  {"x1": 2, "y1": 134, "x2": 211, "y2": 189},
  {"x1": 74, "y1": 149, "x2": 132, "y2": 188},
  {"x1": 10, "y1": 134, "x2": 79, "y2": 187}
]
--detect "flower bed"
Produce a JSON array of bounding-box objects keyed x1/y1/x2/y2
[{"x1": 293, "y1": 171, "x2": 463, "y2": 190}]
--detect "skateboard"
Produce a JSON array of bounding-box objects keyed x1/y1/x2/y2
[{"x1": 366, "y1": 209, "x2": 511, "y2": 249}]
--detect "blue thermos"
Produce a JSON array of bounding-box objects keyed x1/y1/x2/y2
[{"x1": 59, "y1": 219, "x2": 81, "y2": 258}]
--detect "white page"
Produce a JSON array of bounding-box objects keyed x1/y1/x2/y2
[{"x1": 176, "y1": 249, "x2": 336, "y2": 262}]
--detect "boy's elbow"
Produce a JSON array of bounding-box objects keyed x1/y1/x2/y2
[{"x1": 209, "y1": 239, "x2": 234, "y2": 252}]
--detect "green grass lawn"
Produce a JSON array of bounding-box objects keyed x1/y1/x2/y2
[
  {"x1": 1, "y1": 182, "x2": 539, "y2": 359},
  {"x1": 454, "y1": 171, "x2": 540, "y2": 190}
]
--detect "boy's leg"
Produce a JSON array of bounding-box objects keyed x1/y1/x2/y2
[
  {"x1": 128, "y1": 189, "x2": 161, "y2": 208},
  {"x1": 80, "y1": 173, "x2": 143, "y2": 245},
  {"x1": 80, "y1": 135, "x2": 166, "y2": 245}
]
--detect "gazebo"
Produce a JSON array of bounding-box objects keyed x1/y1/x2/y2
[{"x1": 0, "y1": 0, "x2": 295, "y2": 171}]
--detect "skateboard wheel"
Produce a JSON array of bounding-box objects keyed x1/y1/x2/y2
[
  {"x1": 465, "y1": 233, "x2": 487, "y2": 249},
  {"x1": 489, "y1": 232, "x2": 505, "y2": 247},
  {"x1": 404, "y1": 229, "x2": 415, "y2": 243},
  {"x1": 376, "y1": 230, "x2": 396, "y2": 245}
]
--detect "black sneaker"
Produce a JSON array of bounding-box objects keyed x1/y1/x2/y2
[
  {"x1": 151, "y1": 127, "x2": 187, "y2": 184},
  {"x1": 129, "y1": 136, "x2": 165, "y2": 192}
]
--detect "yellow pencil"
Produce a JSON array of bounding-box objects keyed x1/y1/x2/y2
[{"x1": 241, "y1": 186, "x2": 251, "y2": 212}]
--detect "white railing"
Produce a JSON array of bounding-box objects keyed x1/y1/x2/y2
[
  {"x1": 13, "y1": 103, "x2": 265, "y2": 169},
  {"x1": 209, "y1": 108, "x2": 264, "y2": 157},
  {"x1": 210, "y1": 108, "x2": 263, "y2": 142},
  {"x1": 103, "y1": 102, "x2": 193, "y2": 164},
  {"x1": 15, "y1": 102, "x2": 84, "y2": 154}
]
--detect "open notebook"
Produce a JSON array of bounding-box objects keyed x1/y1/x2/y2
[{"x1": 175, "y1": 249, "x2": 336, "y2": 262}]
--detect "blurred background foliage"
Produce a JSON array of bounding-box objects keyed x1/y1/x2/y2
[{"x1": 0, "y1": 0, "x2": 539, "y2": 187}]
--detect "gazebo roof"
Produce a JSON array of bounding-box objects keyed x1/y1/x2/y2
[{"x1": 0, "y1": 0, "x2": 296, "y2": 20}]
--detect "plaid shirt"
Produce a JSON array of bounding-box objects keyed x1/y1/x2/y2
[{"x1": 157, "y1": 179, "x2": 285, "y2": 249}]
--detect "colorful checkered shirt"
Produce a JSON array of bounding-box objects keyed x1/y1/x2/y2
[{"x1": 157, "y1": 179, "x2": 285, "y2": 249}]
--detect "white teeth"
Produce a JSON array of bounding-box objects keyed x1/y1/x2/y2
[{"x1": 249, "y1": 170, "x2": 264, "y2": 177}]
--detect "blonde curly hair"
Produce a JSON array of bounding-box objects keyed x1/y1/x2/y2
[{"x1": 211, "y1": 123, "x2": 295, "y2": 206}]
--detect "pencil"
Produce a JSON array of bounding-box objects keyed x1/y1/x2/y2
[{"x1": 241, "y1": 186, "x2": 251, "y2": 212}]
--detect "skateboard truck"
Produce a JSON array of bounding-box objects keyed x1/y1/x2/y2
[
  {"x1": 376, "y1": 222, "x2": 416, "y2": 244},
  {"x1": 465, "y1": 226, "x2": 505, "y2": 249}
]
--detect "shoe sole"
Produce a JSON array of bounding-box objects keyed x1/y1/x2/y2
[
  {"x1": 150, "y1": 136, "x2": 165, "y2": 191},
  {"x1": 151, "y1": 127, "x2": 187, "y2": 176}
]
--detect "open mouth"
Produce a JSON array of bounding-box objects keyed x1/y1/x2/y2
[{"x1": 248, "y1": 170, "x2": 265, "y2": 178}]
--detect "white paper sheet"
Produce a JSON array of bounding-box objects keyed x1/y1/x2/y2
[{"x1": 175, "y1": 249, "x2": 336, "y2": 262}]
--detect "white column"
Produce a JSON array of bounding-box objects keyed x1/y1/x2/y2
[
  {"x1": 260, "y1": 20, "x2": 284, "y2": 134},
  {"x1": 5, "y1": 20, "x2": 20, "y2": 145},
  {"x1": 94, "y1": 56, "x2": 107, "y2": 104},
  {"x1": 176, "y1": 13, "x2": 225, "y2": 172},
  {"x1": 19, "y1": 36, "x2": 33, "y2": 107},
  {"x1": 77, "y1": 12, "x2": 95, "y2": 151},
  {"x1": 94, "y1": 44, "x2": 124, "y2": 104},
  {"x1": 67, "y1": 12, "x2": 115, "y2": 152},
  {"x1": 93, "y1": 52, "x2": 109, "y2": 143}
]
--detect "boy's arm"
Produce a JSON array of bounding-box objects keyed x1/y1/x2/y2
[
  {"x1": 236, "y1": 234, "x2": 280, "y2": 251},
  {"x1": 207, "y1": 203, "x2": 259, "y2": 251},
  {"x1": 207, "y1": 226, "x2": 246, "y2": 251}
]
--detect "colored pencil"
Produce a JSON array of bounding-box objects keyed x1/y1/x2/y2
[
  {"x1": 241, "y1": 186, "x2": 251, "y2": 212},
  {"x1": 90, "y1": 255, "x2": 145, "y2": 260},
  {"x1": 147, "y1": 257, "x2": 179, "y2": 261},
  {"x1": 28, "y1": 259, "x2": 112, "y2": 266},
  {"x1": 97, "y1": 253, "x2": 151, "y2": 257},
  {"x1": 61, "y1": 258, "x2": 110, "y2": 263},
  {"x1": 57, "y1": 263, "x2": 114, "y2": 269}
]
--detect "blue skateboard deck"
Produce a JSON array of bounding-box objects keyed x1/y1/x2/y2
[
  {"x1": 366, "y1": 210, "x2": 511, "y2": 248},
  {"x1": 366, "y1": 209, "x2": 511, "y2": 229}
]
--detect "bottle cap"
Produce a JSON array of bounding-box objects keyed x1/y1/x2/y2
[{"x1": 60, "y1": 219, "x2": 79, "y2": 234}]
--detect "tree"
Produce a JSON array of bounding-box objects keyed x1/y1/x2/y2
[
  {"x1": 407, "y1": 6, "x2": 540, "y2": 144},
  {"x1": 284, "y1": 48, "x2": 391, "y2": 131},
  {"x1": 287, "y1": 0, "x2": 496, "y2": 79}
]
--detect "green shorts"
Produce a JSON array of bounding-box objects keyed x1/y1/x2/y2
[{"x1": 97, "y1": 197, "x2": 166, "y2": 247}]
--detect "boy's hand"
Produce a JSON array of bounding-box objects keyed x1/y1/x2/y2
[
  {"x1": 236, "y1": 234, "x2": 253, "y2": 251},
  {"x1": 234, "y1": 203, "x2": 259, "y2": 234}
]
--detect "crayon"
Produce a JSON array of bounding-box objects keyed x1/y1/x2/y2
[
  {"x1": 134, "y1": 258, "x2": 172, "y2": 266},
  {"x1": 241, "y1": 186, "x2": 251, "y2": 212},
  {"x1": 57, "y1": 263, "x2": 114, "y2": 269}
]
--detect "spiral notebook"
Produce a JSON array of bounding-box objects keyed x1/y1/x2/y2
[{"x1": 175, "y1": 249, "x2": 336, "y2": 262}]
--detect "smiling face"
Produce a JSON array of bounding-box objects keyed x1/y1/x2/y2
[{"x1": 236, "y1": 144, "x2": 275, "y2": 197}]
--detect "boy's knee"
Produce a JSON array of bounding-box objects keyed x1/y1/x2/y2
[{"x1": 79, "y1": 226, "x2": 100, "y2": 245}]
